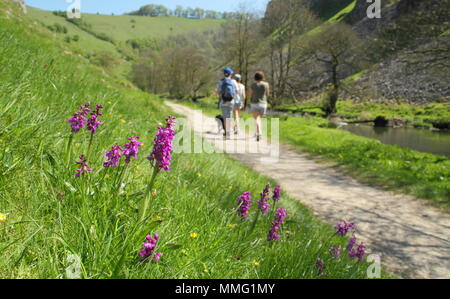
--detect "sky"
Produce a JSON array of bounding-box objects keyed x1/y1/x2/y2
[{"x1": 25, "y1": 0, "x2": 269, "y2": 15}]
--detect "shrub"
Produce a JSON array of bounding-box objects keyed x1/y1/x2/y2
[{"x1": 90, "y1": 51, "x2": 120, "y2": 69}]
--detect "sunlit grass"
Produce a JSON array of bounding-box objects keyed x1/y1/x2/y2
[{"x1": 0, "y1": 2, "x2": 379, "y2": 279}]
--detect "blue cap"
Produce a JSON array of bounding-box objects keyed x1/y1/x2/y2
[{"x1": 223, "y1": 67, "x2": 233, "y2": 76}]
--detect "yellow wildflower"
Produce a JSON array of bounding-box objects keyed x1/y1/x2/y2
[
  {"x1": 0, "y1": 213, "x2": 6, "y2": 223},
  {"x1": 190, "y1": 233, "x2": 199, "y2": 239},
  {"x1": 107, "y1": 101, "x2": 112, "y2": 105},
  {"x1": 120, "y1": 119, "x2": 127, "y2": 124},
  {"x1": 252, "y1": 260, "x2": 260, "y2": 267},
  {"x1": 153, "y1": 216, "x2": 163, "y2": 222},
  {"x1": 197, "y1": 173, "x2": 202, "y2": 177},
  {"x1": 227, "y1": 224, "x2": 237, "y2": 229}
]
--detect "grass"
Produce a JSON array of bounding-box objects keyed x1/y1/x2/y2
[
  {"x1": 27, "y1": 7, "x2": 225, "y2": 80},
  {"x1": 342, "y1": 69, "x2": 370, "y2": 85},
  {"x1": 27, "y1": 7, "x2": 225, "y2": 43},
  {"x1": 27, "y1": 7, "x2": 121, "y2": 57},
  {"x1": 80, "y1": 14, "x2": 224, "y2": 42},
  {"x1": 181, "y1": 97, "x2": 450, "y2": 212},
  {"x1": 277, "y1": 100, "x2": 450, "y2": 129},
  {"x1": 327, "y1": 0, "x2": 357, "y2": 23},
  {"x1": 305, "y1": 0, "x2": 357, "y2": 37},
  {"x1": 276, "y1": 118, "x2": 450, "y2": 212},
  {"x1": 0, "y1": 2, "x2": 379, "y2": 279},
  {"x1": 312, "y1": 0, "x2": 356, "y2": 21}
]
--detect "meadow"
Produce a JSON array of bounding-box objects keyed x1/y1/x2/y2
[
  {"x1": 27, "y1": 7, "x2": 224, "y2": 46},
  {"x1": 27, "y1": 7, "x2": 121, "y2": 56},
  {"x1": 80, "y1": 13, "x2": 224, "y2": 42},
  {"x1": 181, "y1": 98, "x2": 450, "y2": 212},
  {"x1": 0, "y1": 2, "x2": 378, "y2": 279},
  {"x1": 26, "y1": 7, "x2": 225, "y2": 80}
]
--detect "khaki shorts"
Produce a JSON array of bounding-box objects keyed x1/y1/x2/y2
[{"x1": 250, "y1": 103, "x2": 268, "y2": 115}]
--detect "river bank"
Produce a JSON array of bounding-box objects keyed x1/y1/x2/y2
[
  {"x1": 341, "y1": 124, "x2": 450, "y2": 157},
  {"x1": 276, "y1": 100, "x2": 450, "y2": 131}
]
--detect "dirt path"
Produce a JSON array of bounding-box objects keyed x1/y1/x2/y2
[{"x1": 166, "y1": 101, "x2": 450, "y2": 279}]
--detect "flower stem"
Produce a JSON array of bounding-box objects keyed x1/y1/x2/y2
[
  {"x1": 248, "y1": 211, "x2": 261, "y2": 237},
  {"x1": 65, "y1": 134, "x2": 73, "y2": 166},
  {"x1": 87, "y1": 133, "x2": 94, "y2": 158},
  {"x1": 140, "y1": 166, "x2": 159, "y2": 222},
  {"x1": 115, "y1": 163, "x2": 128, "y2": 196},
  {"x1": 312, "y1": 233, "x2": 337, "y2": 261}
]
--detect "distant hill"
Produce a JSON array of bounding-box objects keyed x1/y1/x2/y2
[
  {"x1": 26, "y1": 7, "x2": 225, "y2": 76},
  {"x1": 27, "y1": 7, "x2": 224, "y2": 43}
]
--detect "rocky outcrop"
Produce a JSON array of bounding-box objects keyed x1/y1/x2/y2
[
  {"x1": 347, "y1": 34, "x2": 450, "y2": 105},
  {"x1": 342, "y1": 0, "x2": 450, "y2": 104}
]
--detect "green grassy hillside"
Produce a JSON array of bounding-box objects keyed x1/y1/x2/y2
[
  {"x1": 27, "y1": 7, "x2": 225, "y2": 78},
  {"x1": 0, "y1": 1, "x2": 377, "y2": 279},
  {"x1": 309, "y1": 0, "x2": 355, "y2": 20},
  {"x1": 27, "y1": 7, "x2": 224, "y2": 43},
  {"x1": 27, "y1": 7, "x2": 119, "y2": 56},
  {"x1": 80, "y1": 13, "x2": 224, "y2": 42}
]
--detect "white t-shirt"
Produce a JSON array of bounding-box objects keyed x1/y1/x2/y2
[{"x1": 235, "y1": 83, "x2": 245, "y2": 104}]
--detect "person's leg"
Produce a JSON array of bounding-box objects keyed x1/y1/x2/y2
[
  {"x1": 256, "y1": 114, "x2": 262, "y2": 142},
  {"x1": 224, "y1": 117, "x2": 231, "y2": 137},
  {"x1": 234, "y1": 108, "x2": 241, "y2": 134},
  {"x1": 253, "y1": 112, "x2": 261, "y2": 139},
  {"x1": 256, "y1": 114, "x2": 262, "y2": 136},
  {"x1": 222, "y1": 105, "x2": 232, "y2": 139}
]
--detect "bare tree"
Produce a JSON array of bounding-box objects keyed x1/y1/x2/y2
[
  {"x1": 131, "y1": 31, "x2": 216, "y2": 100},
  {"x1": 214, "y1": 5, "x2": 263, "y2": 105},
  {"x1": 300, "y1": 23, "x2": 364, "y2": 116},
  {"x1": 261, "y1": 0, "x2": 318, "y2": 104}
]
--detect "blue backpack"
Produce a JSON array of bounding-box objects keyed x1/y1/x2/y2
[{"x1": 221, "y1": 78, "x2": 236, "y2": 102}]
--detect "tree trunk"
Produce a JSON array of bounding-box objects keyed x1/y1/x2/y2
[{"x1": 325, "y1": 61, "x2": 339, "y2": 117}]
